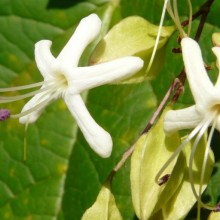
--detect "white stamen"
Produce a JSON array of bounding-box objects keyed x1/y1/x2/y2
[
  {"x1": 188, "y1": 118, "x2": 212, "y2": 201},
  {"x1": 188, "y1": 115, "x2": 217, "y2": 214},
  {"x1": 173, "y1": 0, "x2": 184, "y2": 36},
  {"x1": 146, "y1": 0, "x2": 169, "y2": 73},
  {"x1": 199, "y1": 118, "x2": 216, "y2": 198},
  {"x1": 156, "y1": 118, "x2": 207, "y2": 183},
  {"x1": 187, "y1": 0, "x2": 192, "y2": 36},
  {"x1": 11, "y1": 91, "x2": 59, "y2": 119},
  {"x1": 198, "y1": 117, "x2": 217, "y2": 216},
  {"x1": 167, "y1": 1, "x2": 176, "y2": 23},
  {"x1": 0, "y1": 80, "x2": 65, "y2": 103},
  {"x1": 0, "y1": 81, "x2": 44, "y2": 92},
  {"x1": 167, "y1": 0, "x2": 187, "y2": 38}
]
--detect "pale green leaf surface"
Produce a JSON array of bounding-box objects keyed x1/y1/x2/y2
[
  {"x1": 161, "y1": 136, "x2": 214, "y2": 220},
  {"x1": 130, "y1": 108, "x2": 184, "y2": 220},
  {"x1": 208, "y1": 211, "x2": 220, "y2": 220},
  {"x1": 212, "y1": 33, "x2": 220, "y2": 46},
  {"x1": 91, "y1": 16, "x2": 174, "y2": 62},
  {"x1": 81, "y1": 184, "x2": 122, "y2": 220},
  {"x1": 91, "y1": 16, "x2": 174, "y2": 83}
]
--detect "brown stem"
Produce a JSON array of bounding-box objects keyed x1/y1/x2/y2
[
  {"x1": 142, "y1": 79, "x2": 177, "y2": 134},
  {"x1": 171, "y1": 69, "x2": 186, "y2": 102},
  {"x1": 194, "y1": 0, "x2": 214, "y2": 41},
  {"x1": 181, "y1": 0, "x2": 214, "y2": 28},
  {"x1": 107, "y1": 77, "x2": 178, "y2": 181}
]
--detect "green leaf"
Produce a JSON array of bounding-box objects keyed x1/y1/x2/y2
[
  {"x1": 63, "y1": 81, "x2": 157, "y2": 220},
  {"x1": 208, "y1": 211, "x2": 220, "y2": 220},
  {"x1": 160, "y1": 136, "x2": 214, "y2": 220},
  {"x1": 130, "y1": 108, "x2": 184, "y2": 220},
  {"x1": 212, "y1": 33, "x2": 220, "y2": 46},
  {"x1": 81, "y1": 183, "x2": 122, "y2": 220},
  {"x1": 150, "y1": 18, "x2": 220, "y2": 218},
  {"x1": 90, "y1": 16, "x2": 174, "y2": 83},
  {"x1": 204, "y1": 162, "x2": 220, "y2": 206}
]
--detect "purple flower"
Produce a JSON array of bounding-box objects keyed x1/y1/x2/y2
[{"x1": 0, "y1": 109, "x2": 10, "y2": 121}]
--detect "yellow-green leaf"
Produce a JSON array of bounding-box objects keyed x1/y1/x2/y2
[
  {"x1": 81, "y1": 183, "x2": 122, "y2": 220},
  {"x1": 161, "y1": 135, "x2": 214, "y2": 220},
  {"x1": 212, "y1": 33, "x2": 220, "y2": 46},
  {"x1": 208, "y1": 211, "x2": 220, "y2": 220},
  {"x1": 90, "y1": 16, "x2": 175, "y2": 83},
  {"x1": 130, "y1": 108, "x2": 184, "y2": 220}
]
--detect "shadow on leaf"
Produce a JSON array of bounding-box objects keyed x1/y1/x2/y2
[{"x1": 47, "y1": 0, "x2": 84, "y2": 9}]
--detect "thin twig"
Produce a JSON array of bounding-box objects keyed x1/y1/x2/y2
[
  {"x1": 107, "y1": 77, "x2": 179, "y2": 181},
  {"x1": 181, "y1": 0, "x2": 214, "y2": 28},
  {"x1": 142, "y1": 79, "x2": 177, "y2": 133},
  {"x1": 194, "y1": 0, "x2": 214, "y2": 41}
]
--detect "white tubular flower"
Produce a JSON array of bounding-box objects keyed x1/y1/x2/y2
[
  {"x1": 0, "y1": 14, "x2": 144, "y2": 158},
  {"x1": 158, "y1": 37, "x2": 219, "y2": 210},
  {"x1": 164, "y1": 37, "x2": 220, "y2": 137}
]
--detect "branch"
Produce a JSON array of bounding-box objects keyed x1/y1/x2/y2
[
  {"x1": 194, "y1": 0, "x2": 214, "y2": 41},
  {"x1": 181, "y1": 0, "x2": 214, "y2": 30}
]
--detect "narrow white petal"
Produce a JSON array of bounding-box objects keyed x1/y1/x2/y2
[
  {"x1": 69, "y1": 57, "x2": 143, "y2": 93},
  {"x1": 212, "y1": 46, "x2": 220, "y2": 88},
  {"x1": 181, "y1": 37, "x2": 213, "y2": 104},
  {"x1": 64, "y1": 93, "x2": 112, "y2": 158},
  {"x1": 56, "y1": 14, "x2": 101, "y2": 67},
  {"x1": 19, "y1": 90, "x2": 53, "y2": 124},
  {"x1": 215, "y1": 116, "x2": 220, "y2": 132},
  {"x1": 35, "y1": 40, "x2": 55, "y2": 78},
  {"x1": 164, "y1": 105, "x2": 202, "y2": 134}
]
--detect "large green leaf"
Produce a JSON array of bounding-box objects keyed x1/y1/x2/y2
[{"x1": 0, "y1": 0, "x2": 115, "y2": 219}]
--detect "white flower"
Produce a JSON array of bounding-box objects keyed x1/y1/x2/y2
[
  {"x1": 155, "y1": 0, "x2": 218, "y2": 212},
  {"x1": 164, "y1": 37, "x2": 220, "y2": 138},
  {"x1": 158, "y1": 37, "x2": 219, "y2": 209},
  {"x1": 0, "y1": 14, "x2": 144, "y2": 158}
]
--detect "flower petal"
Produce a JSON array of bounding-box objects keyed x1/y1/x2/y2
[
  {"x1": 56, "y1": 14, "x2": 101, "y2": 67},
  {"x1": 181, "y1": 37, "x2": 213, "y2": 104},
  {"x1": 35, "y1": 40, "x2": 55, "y2": 78},
  {"x1": 69, "y1": 56, "x2": 143, "y2": 93},
  {"x1": 64, "y1": 93, "x2": 112, "y2": 158},
  {"x1": 215, "y1": 116, "x2": 220, "y2": 132},
  {"x1": 19, "y1": 89, "x2": 54, "y2": 124},
  {"x1": 164, "y1": 105, "x2": 202, "y2": 134},
  {"x1": 212, "y1": 46, "x2": 220, "y2": 88}
]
